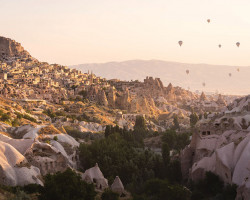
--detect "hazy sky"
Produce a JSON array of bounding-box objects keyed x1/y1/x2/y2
[{"x1": 1, "y1": 0, "x2": 250, "y2": 66}]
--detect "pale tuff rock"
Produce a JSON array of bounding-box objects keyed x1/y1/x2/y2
[
  {"x1": 0, "y1": 141, "x2": 42, "y2": 186},
  {"x1": 217, "y1": 94, "x2": 226, "y2": 106},
  {"x1": 82, "y1": 163, "x2": 108, "y2": 190},
  {"x1": 24, "y1": 142, "x2": 70, "y2": 176},
  {"x1": 130, "y1": 98, "x2": 140, "y2": 113},
  {"x1": 165, "y1": 85, "x2": 176, "y2": 103},
  {"x1": 0, "y1": 123, "x2": 80, "y2": 185},
  {"x1": 181, "y1": 96, "x2": 250, "y2": 199},
  {"x1": 97, "y1": 90, "x2": 108, "y2": 106},
  {"x1": 0, "y1": 134, "x2": 34, "y2": 155},
  {"x1": 78, "y1": 121, "x2": 105, "y2": 133},
  {"x1": 107, "y1": 87, "x2": 116, "y2": 108},
  {"x1": 0, "y1": 122, "x2": 11, "y2": 132},
  {"x1": 226, "y1": 95, "x2": 250, "y2": 114},
  {"x1": 200, "y1": 92, "x2": 207, "y2": 102},
  {"x1": 111, "y1": 176, "x2": 125, "y2": 194},
  {"x1": 117, "y1": 88, "x2": 131, "y2": 110}
]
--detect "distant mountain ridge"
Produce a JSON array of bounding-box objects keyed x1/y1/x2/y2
[{"x1": 71, "y1": 60, "x2": 250, "y2": 95}]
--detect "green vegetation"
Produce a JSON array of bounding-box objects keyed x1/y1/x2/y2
[
  {"x1": 39, "y1": 168, "x2": 96, "y2": 200},
  {"x1": 172, "y1": 114, "x2": 180, "y2": 130},
  {"x1": 162, "y1": 129, "x2": 190, "y2": 151},
  {"x1": 79, "y1": 118, "x2": 189, "y2": 199},
  {"x1": 0, "y1": 110, "x2": 37, "y2": 126},
  {"x1": 190, "y1": 172, "x2": 237, "y2": 200},
  {"x1": 101, "y1": 189, "x2": 119, "y2": 200},
  {"x1": 190, "y1": 112, "x2": 199, "y2": 127},
  {"x1": 11, "y1": 188, "x2": 31, "y2": 200},
  {"x1": 1, "y1": 112, "x2": 11, "y2": 122},
  {"x1": 14, "y1": 111, "x2": 37, "y2": 123},
  {"x1": 79, "y1": 90, "x2": 88, "y2": 100},
  {"x1": 133, "y1": 179, "x2": 191, "y2": 200}
]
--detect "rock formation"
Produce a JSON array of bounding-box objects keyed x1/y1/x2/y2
[
  {"x1": 82, "y1": 163, "x2": 109, "y2": 190},
  {"x1": 0, "y1": 36, "x2": 31, "y2": 61},
  {"x1": 0, "y1": 123, "x2": 79, "y2": 186},
  {"x1": 111, "y1": 176, "x2": 125, "y2": 195},
  {"x1": 216, "y1": 94, "x2": 226, "y2": 106},
  {"x1": 0, "y1": 140, "x2": 42, "y2": 186},
  {"x1": 107, "y1": 87, "x2": 116, "y2": 108},
  {"x1": 200, "y1": 92, "x2": 207, "y2": 101},
  {"x1": 181, "y1": 95, "x2": 250, "y2": 199}
]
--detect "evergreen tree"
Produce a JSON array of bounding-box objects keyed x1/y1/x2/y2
[
  {"x1": 162, "y1": 142, "x2": 170, "y2": 166},
  {"x1": 104, "y1": 125, "x2": 111, "y2": 138},
  {"x1": 190, "y1": 112, "x2": 199, "y2": 127},
  {"x1": 173, "y1": 114, "x2": 180, "y2": 130},
  {"x1": 39, "y1": 168, "x2": 96, "y2": 200}
]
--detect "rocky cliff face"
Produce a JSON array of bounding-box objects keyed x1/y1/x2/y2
[
  {"x1": 0, "y1": 124, "x2": 79, "y2": 186},
  {"x1": 0, "y1": 36, "x2": 31, "y2": 61},
  {"x1": 181, "y1": 95, "x2": 250, "y2": 199}
]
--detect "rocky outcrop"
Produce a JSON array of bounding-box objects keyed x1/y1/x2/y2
[
  {"x1": 0, "y1": 141, "x2": 42, "y2": 186},
  {"x1": 78, "y1": 121, "x2": 105, "y2": 133},
  {"x1": 0, "y1": 124, "x2": 80, "y2": 185},
  {"x1": 82, "y1": 163, "x2": 108, "y2": 190},
  {"x1": 144, "y1": 76, "x2": 164, "y2": 91},
  {"x1": 0, "y1": 36, "x2": 31, "y2": 61},
  {"x1": 200, "y1": 92, "x2": 207, "y2": 101},
  {"x1": 117, "y1": 88, "x2": 131, "y2": 110},
  {"x1": 181, "y1": 96, "x2": 250, "y2": 199},
  {"x1": 111, "y1": 176, "x2": 125, "y2": 194},
  {"x1": 217, "y1": 94, "x2": 226, "y2": 106},
  {"x1": 25, "y1": 142, "x2": 69, "y2": 176},
  {"x1": 97, "y1": 90, "x2": 108, "y2": 106},
  {"x1": 107, "y1": 87, "x2": 116, "y2": 108}
]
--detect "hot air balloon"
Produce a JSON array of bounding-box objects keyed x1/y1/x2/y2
[
  {"x1": 202, "y1": 82, "x2": 206, "y2": 87},
  {"x1": 236, "y1": 42, "x2": 240, "y2": 47},
  {"x1": 237, "y1": 68, "x2": 240, "y2": 72},
  {"x1": 178, "y1": 41, "x2": 183, "y2": 47},
  {"x1": 186, "y1": 69, "x2": 189, "y2": 75},
  {"x1": 229, "y1": 73, "x2": 232, "y2": 77},
  {"x1": 207, "y1": 19, "x2": 210, "y2": 23},
  {"x1": 218, "y1": 44, "x2": 221, "y2": 48}
]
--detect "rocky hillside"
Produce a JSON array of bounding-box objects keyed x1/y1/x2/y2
[
  {"x1": 0, "y1": 123, "x2": 79, "y2": 186},
  {"x1": 181, "y1": 95, "x2": 250, "y2": 199},
  {"x1": 0, "y1": 36, "x2": 32, "y2": 62}
]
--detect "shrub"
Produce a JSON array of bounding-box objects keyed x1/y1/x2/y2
[
  {"x1": 1, "y1": 112, "x2": 11, "y2": 122},
  {"x1": 101, "y1": 189, "x2": 119, "y2": 200},
  {"x1": 39, "y1": 168, "x2": 96, "y2": 200}
]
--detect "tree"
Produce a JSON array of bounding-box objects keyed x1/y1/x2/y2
[
  {"x1": 190, "y1": 112, "x2": 199, "y2": 127},
  {"x1": 167, "y1": 160, "x2": 182, "y2": 183},
  {"x1": 162, "y1": 142, "x2": 170, "y2": 166},
  {"x1": 134, "y1": 115, "x2": 147, "y2": 131},
  {"x1": 204, "y1": 112, "x2": 208, "y2": 119},
  {"x1": 172, "y1": 114, "x2": 180, "y2": 130},
  {"x1": 135, "y1": 179, "x2": 191, "y2": 200},
  {"x1": 1, "y1": 112, "x2": 11, "y2": 122},
  {"x1": 79, "y1": 90, "x2": 88, "y2": 99},
  {"x1": 39, "y1": 168, "x2": 96, "y2": 200},
  {"x1": 133, "y1": 115, "x2": 147, "y2": 144},
  {"x1": 101, "y1": 189, "x2": 119, "y2": 200},
  {"x1": 11, "y1": 188, "x2": 31, "y2": 200}
]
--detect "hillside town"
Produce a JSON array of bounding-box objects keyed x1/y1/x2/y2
[{"x1": 0, "y1": 36, "x2": 238, "y2": 132}]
